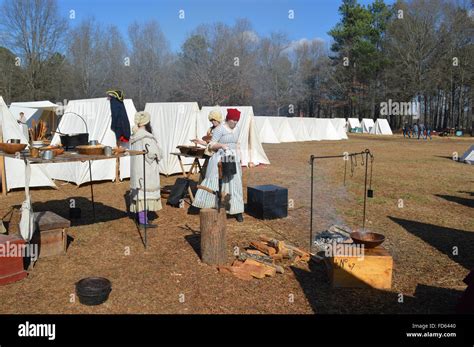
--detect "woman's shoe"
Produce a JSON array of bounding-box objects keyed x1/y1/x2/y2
[
  {"x1": 235, "y1": 213, "x2": 244, "y2": 222},
  {"x1": 187, "y1": 205, "x2": 201, "y2": 215}
]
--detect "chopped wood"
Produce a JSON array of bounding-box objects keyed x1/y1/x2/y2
[
  {"x1": 232, "y1": 259, "x2": 243, "y2": 267},
  {"x1": 249, "y1": 241, "x2": 276, "y2": 256},
  {"x1": 244, "y1": 259, "x2": 276, "y2": 277},
  {"x1": 270, "y1": 253, "x2": 284, "y2": 261},
  {"x1": 238, "y1": 252, "x2": 284, "y2": 274},
  {"x1": 240, "y1": 262, "x2": 266, "y2": 279},
  {"x1": 246, "y1": 249, "x2": 266, "y2": 257},
  {"x1": 259, "y1": 234, "x2": 310, "y2": 258},
  {"x1": 230, "y1": 267, "x2": 253, "y2": 281},
  {"x1": 238, "y1": 251, "x2": 274, "y2": 264}
]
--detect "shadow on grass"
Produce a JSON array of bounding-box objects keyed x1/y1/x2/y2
[
  {"x1": 291, "y1": 260, "x2": 463, "y2": 314},
  {"x1": 389, "y1": 216, "x2": 474, "y2": 270},
  {"x1": 30, "y1": 197, "x2": 128, "y2": 226},
  {"x1": 435, "y1": 194, "x2": 474, "y2": 208}
]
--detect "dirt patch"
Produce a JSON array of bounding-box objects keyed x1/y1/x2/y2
[{"x1": 0, "y1": 134, "x2": 472, "y2": 313}]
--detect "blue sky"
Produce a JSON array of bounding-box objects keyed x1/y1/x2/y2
[
  {"x1": 57, "y1": 0, "x2": 395, "y2": 51},
  {"x1": 2, "y1": 0, "x2": 395, "y2": 52}
]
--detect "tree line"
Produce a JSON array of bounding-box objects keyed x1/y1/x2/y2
[{"x1": 0, "y1": 0, "x2": 472, "y2": 133}]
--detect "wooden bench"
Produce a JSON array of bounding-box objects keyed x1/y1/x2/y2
[{"x1": 32, "y1": 211, "x2": 70, "y2": 258}]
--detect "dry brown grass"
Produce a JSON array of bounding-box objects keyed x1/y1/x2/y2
[{"x1": 0, "y1": 133, "x2": 472, "y2": 314}]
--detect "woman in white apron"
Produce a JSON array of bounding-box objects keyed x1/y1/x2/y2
[{"x1": 192, "y1": 108, "x2": 244, "y2": 222}]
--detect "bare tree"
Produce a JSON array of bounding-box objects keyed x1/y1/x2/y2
[
  {"x1": 126, "y1": 20, "x2": 172, "y2": 109},
  {"x1": 0, "y1": 0, "x2": 67, "y2": 100}
]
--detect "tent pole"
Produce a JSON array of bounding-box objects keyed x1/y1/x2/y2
[
  {"x1": 362, "y1": 150, "x2": 369, "y2": 230},
  {"x1": 0, "y1": 155, "x2": 6, "y2": 196},
  {"x1": 88, "y1": 161, "x2": 95, "y2": 221}
]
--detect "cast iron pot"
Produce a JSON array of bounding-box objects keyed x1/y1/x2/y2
[
  {"x1": 75, "y1": 277, "x2": 112, "y2": 306},
  {"x1": 60, "y1": 133, "x2": 89, "y2": 150}
]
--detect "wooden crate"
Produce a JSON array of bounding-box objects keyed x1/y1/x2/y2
[
  {"x1": 32, "y1": 211, "x2": 70, "y2": 258},
  {"x1": 0, "y1": 234, "x2": 28, "y2": 285},
  {"x1": 325, "y1": 245, "x2": 393, "y2": 289}
]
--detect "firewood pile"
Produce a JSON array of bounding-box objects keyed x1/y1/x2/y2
[{"x1": 218, "y1": 234, "x2": 311, "y2": 281}]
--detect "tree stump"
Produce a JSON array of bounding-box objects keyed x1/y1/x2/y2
[{"x1": 200, "y1": 208, "x2": 227, "y2": 265}]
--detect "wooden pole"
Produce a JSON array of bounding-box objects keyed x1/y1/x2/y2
[{"x1": 200, "y1": 208, "x2": 227, "y2": 265}]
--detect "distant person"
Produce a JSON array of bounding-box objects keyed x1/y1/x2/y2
[
  {"x1": 107, "y1": 90, "x2": 131, "y2": 148},
  {"x1": 426, "y1": 125, "x2": 432, "y2": 140},
  {"x1": 17, "y1": 112, "x2": 29, "y2": 141},
  {"x1": 413, "y1": 123, "x2": 419, "y2": 139},
  {"x1": 419, "y1": 123, "x2": 425, "y2": 139},
  {"x1": 403, "y1": 123, "x2": 409, "y2": 138}
]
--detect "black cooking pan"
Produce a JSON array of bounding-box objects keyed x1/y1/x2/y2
[{"x1": 55, "y1": 112, "x2": 89, "y2": 150}]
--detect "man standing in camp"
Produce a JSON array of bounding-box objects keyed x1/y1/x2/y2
[{"x1": 107, "y1": 90, "x2": 131, "y2": 148}]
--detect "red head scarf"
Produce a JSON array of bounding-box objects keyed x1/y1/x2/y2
[{"x1": 226, "y1": 108, "x2": 241, "y2": 122}]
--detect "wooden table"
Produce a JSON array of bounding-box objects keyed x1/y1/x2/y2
[
  {"x1": 170, "y1": 152, "x2": 208, "y2": 202},
  {"x1": 0, "y1": 149, "x2": 152, "y2": 249}
]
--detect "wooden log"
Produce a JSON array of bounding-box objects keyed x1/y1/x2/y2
[
  {"x1": 246, "y1": 249, "x2": 267, "y2": 257},
  {"x1": 259, "y1": 235, "x2": 309, "y2": 258},
  {"x1": 238, "y1": 250, "x2": 274, "y2": 264},
  {"x1": 249, "y1": 241, "x2": 276, "y2": 256},
  {"x1": 270, "y1": 253, "x2": 284, "y2": 261},
  {"x1": 238, "y1": 252, "x2": 284, "y2": 274},
  {"x1": 241, "y1": 261, "x2": 266, "y2": 279},
  {"x1": 200, "y1": 208, "x2": 227, "y2": 265},
  {"x1": 244, "y1": 259, "x2": 276, "y2": 277}
]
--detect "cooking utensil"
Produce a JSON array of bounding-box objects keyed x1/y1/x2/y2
[
  {"x1": 75, "y1": 277, "x2": 112, "y2": 306},
  {"x1": 0, "y1": 143, "x2": 27, "y2": 154},
  {"x1": 31, "y1": 140, "x2": 44, "y2": 148},
  {"x1": 30, "y1": 147, "x2": 40, "y2": 158},
  {"x1": 41, "y1": 150, "x2": 54, "y2": 160},
  {"x1": 7, "y1": 139, "x2": 21, "y2": 144},
  {"x1": 76, "y1": 145, "x2": 105, "y2": 155},
  {"x1": 103, "y1": 146, "x2": 112, "y2": 156},
  {"x1": 350, "y1": 231, "x2": 385, "y2": 248},
  {"x1": 56, "y1": 112, "x2": 89, "y2": 150},
  {"x1": 88, "y1": 140, "x2": 99, "y2": 146}
]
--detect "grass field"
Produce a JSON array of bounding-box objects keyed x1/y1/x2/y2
[{"x1": 0, "y1": 134, "x2": 472, "y2": 314}]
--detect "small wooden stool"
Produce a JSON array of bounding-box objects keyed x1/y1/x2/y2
[
  {"x1": 0, "y1": 234, "x2": 28, "y2": 285},
  {"x1": 32, "y1": 211, "x2": 70, "y2": 258},
  {"x1": 325, "y1": 245, "x2": 393, "y2": 289}
]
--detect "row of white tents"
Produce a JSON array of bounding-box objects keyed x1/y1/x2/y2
[
  {"x1": 256, "y1": 117, "x2": 392, "y2": 144},
  {"x1": 0, "y1": 97, "x2": 274, "y2": 191},
  {"x1": 1, "y1": 96, "x2": 392, "y2": 191},
  {"x1": 346, "y1": 118, "x2": 393, "y2": 135},
  {"x1": 254, "y1": 117, "x2": 348, "y2": 143}
]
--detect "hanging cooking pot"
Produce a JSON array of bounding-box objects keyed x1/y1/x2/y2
[
  {"x1": 55, "y1": 112, "x2": 89, "y2": 150},
  {"x1": 220, "y1": 152, "x2": 237, "y2": 179}
]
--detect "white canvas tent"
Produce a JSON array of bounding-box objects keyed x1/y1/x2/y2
[
  {"x1": 460, "y1": 145, "x2": 474, "y2": 165},
  {"x1": 288, "y1": 117, "x2": 311, "y2": 141},
  {"x1": 361, "y1": 118, "x2": 375, "y2": 133},
  {"x1": 254, "y1": 117, "x2": 280, "y2": 144},
  {"x1": 313, "y1": 118, "x2": 341, "y2": 140},
  {"x1": 268, "y1": 117, "x2": 297, "y2": 142},
  {"x1": 47, "y1": 98, "x2": 136, "y2": 185},
  {"x1": 145, "y1": 102, "x2": 200, "y2": 176},
  {"x1": 198, "y1": 106, "x2": 270, "y2": 167},
  {"x1": 9, "y1": 101, "x2": 59, "y2": 126},
  {"x1": 370, "y1": 118, "x2": 393, "y2": 135},
  {"x1": 347, "y1": 118, "x2": 361, "y2": 132},
  {"x1": 330, "y1": 118, "x2": 348, "y2": 140},
  {"x1": 0, "y1": 96, "x2": 56, "y2": 191}
]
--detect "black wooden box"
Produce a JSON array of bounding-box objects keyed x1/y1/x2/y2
[{"x1": 246, "y1": 185, "x2": 288, "y2": 220}]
